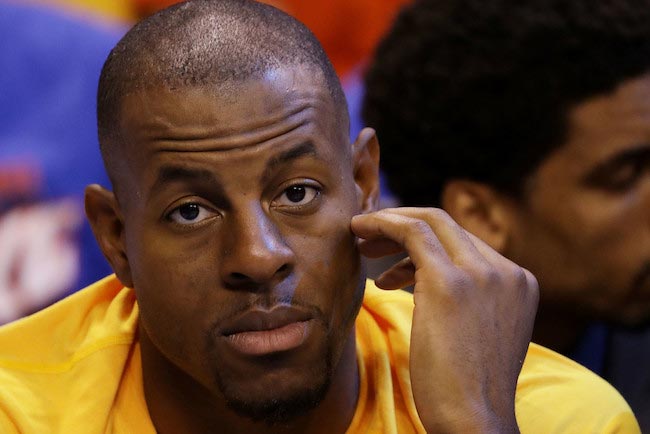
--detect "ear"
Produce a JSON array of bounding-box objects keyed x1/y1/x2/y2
[
  {"x1": 351, "y1": 127, "x2": 381, "y2": 214},
  {"x1": 85, "y1": 184, "x2": 133, "y2": 288},
  {"x1": 441, "y1": 180, "x2": 513, "y2": 253}
]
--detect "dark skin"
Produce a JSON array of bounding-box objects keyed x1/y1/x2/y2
[
  {"x1": 86, "y1": 66, "x2": 538, "y2": 433},
  {"x1": 519, "y1": 74, "x2": 650, "y2": 352},
  {"x1": 444, "y1": 73, "x2": 650, "y2": 354}
]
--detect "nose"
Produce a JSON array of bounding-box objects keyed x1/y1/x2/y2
[{"x1": 219, "y1": 205, "x2": 294, "y2": 289}]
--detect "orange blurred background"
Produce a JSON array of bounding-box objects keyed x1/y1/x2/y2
[{"x1": 28, "y1": 0, "x2": 411, "y2": 78}]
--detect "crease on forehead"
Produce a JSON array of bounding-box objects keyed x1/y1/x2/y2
[
  {"x1": 560, "y1": 74, "x2": 650, "y2": 162},
  {"x1": 119, "y1": 72, "x2": 345, "y2": 154},
  {"x1": 139, "y1": 98, "x2": 320, "y2": 153},
  {"x1": 108, "y1": 67, "x2": 350, "y2": 203},
  {"x1": 569, "y1": 73, "x2": 650, "y2": 129}
]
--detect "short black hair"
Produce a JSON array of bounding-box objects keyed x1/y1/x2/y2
[
  {"x1": 97, "y1": 0, "x2": 346, "y2": 185},
  {"x1": 363, "y1": 0, "x2": 650, "y2": 207}
]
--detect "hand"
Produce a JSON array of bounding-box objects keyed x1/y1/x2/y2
[{"x1": 351, "y1": 208, "x2": 539, "y2": 433}]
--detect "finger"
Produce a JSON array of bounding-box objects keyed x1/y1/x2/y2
[
  {"x1": 462, "y1": 229, "x2": 537, "y2": 293},
  {"x1": 522, "y1": 267, "x2": 540, "y2": 307},
  {"x1": 357, "y1": 208, "x2": 487, "y2": 267},
  {"x1": 383, "y1": 208, "x2": 530, "y2": 278},
  {"x1": 462, "y1": 230, "x2": 509, "y2": 266},
  {"x1": 352, "y1": 210, "x2": 453, "y2": 271},
  {"x1": 375, "y1": 257, "x2": 415, "y2": 289},
  {"x1": 357, "y1": 237, "x2": 404, "y2": 258},
  {"x1": 523, "y1": 268, "x2": 538, "y2": 290}
]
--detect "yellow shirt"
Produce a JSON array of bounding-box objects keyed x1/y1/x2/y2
[{"x1": 0, "y1": 275, "x2": 640, "y2": 433}]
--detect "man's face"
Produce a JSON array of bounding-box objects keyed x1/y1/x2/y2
[
  {"x1": 113, "y1": 67, "x2": 367, "y2": 421},
  {"x1": 507, "y1": 73, "x2": 650, "y2": 325}
]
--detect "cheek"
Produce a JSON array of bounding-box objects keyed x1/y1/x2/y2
[
  {"x1": 296, "y1": 189, "x2": 359, "y2": 268},
  {"x1": 534, "y1": 183, "x2": 638, "y2": 249},
  {"x1": 567, "y1": 194, "x2": 647, "y2": 256},
  {"x1": 532, "y1": 195, "x2": 647, "y2": 294},
  {"x1": 127, "y1": 224, "x2": 220, "y2": 341},
  {"x1": 130, "y1": 237, "x2": 229, "y2": 386},
  {"x1": 289, "y1": 204, "x2": 362, "y2": 324},
  {"x1": 131, "y1": 228, "x2": 201, "y2": 288}
]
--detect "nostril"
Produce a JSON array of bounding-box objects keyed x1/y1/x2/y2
[
  {"x1": 277, "y1": 264, "x2": 289, "y2": 274},
  {"x1": 231, "y1": 272, "x2": 248, "y2": 281}
]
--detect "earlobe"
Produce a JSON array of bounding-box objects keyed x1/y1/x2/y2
[
  {"x1": 441, "y1": 180, "x2": 512, "y2": 252},
  {"x1": 84, "y1": 184, "x2": 133, "y2": 287},
  {"x1": 352, "y1": 127, "x2": 381, "y2": 214}
]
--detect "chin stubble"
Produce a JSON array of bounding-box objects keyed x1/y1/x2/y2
[{"x1": 217, "y1": 349, "x2": 334, "y2": 425}]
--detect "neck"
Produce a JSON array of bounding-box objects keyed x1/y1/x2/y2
[
  {"x1": 140, "y1": 324, "x2": 359, "y2": 434},
  {"x1": 532, "y1": 304, "x2": 591, "y2": 355}
]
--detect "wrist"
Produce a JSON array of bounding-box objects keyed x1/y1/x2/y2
[{"x1": 420, "y1": 404, "x2": 519, "y2": 434}]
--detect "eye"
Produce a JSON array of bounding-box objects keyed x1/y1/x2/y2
[
  {"x1": 583, "y1": 147, "x2": 650, "y2": 193},
  {"x1": 167, "y1": 202, "x2": 218, "y2": 225},
  {"x1": 273, "y1": 184, "x2": 321, "y2": 208},
  {"x1": 605, "y1": 163, "x2": 642, "y2": 191},
  {"x1": 586, "y1": 160, "x2": 645, "y2": 192}
]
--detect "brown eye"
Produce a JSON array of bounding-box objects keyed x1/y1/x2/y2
[
  {"x1": 274, "y1": 184, "x2": 320, "y2": 207},
  {"x1": 585, "y1": 160, "x2": 644, "y2": 192},
  {"x1": 582, "y1": 146, "x2": 650, "y2": 193},
  {"x1": 168, "y1": 202, "x2": 217, "y2": 225},
  {"x1": 179, "y1": 204, "x2": 200, "y2": 220},
  {"x1": 286, "y1": 186, "x2": 307, "y2": 203}
]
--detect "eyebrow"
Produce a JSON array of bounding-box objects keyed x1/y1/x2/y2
[
  {"x1": 262, "y1": 141, "x2": 319, "y2": 183},
  {"x1": 151, "y1": 165, "x2": 222, "y2": 194},
  {"x1": 586, "y1": 145, "x2": 650, "y2": 175},
  {"x1": 150, "y1": 141, "x2": 320, "y2": 195},
  {"x1": 581, "y1": 144, "x2": 650, "y2": 186},
  {"x1": 606, "y1": 145, "x2": 650, "y2": 165}
]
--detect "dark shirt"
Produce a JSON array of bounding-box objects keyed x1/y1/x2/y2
[{"x1": 571, "y1": 323, "x2": 650, "y2": 432}]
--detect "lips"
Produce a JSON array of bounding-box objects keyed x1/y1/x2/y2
[{"x1": 219, "y1": 306, "x2": 314, "y2": 356}]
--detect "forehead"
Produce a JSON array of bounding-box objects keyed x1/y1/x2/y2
[
  {"x1": 118, "y1": 66, "x2": 342, "y2": 149},
  {"x1": 112, "y1": 66, "x2": 349, "y2": 199},
  {"x1": 557, "y1": 73, "x2": 650, "y2": 165}
]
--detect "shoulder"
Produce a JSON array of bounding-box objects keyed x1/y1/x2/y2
[
  {"x1": 516, "y1": 343, "x2": 641, "y2": 433},
  {"x1": 357, "y1": 281, "x2": 640, "y2": 433},
  {"x1": 360, "y1": 279, "x2": 414, "y2": 323},
  {"x1": 356, "y1": 280, "x2": 414, "y2": 366},
  {"x1": 0, "y1": 274, "x2": 136, "y2": 367},
  {"x1": 0, "y1": 275, "x2": 139, "y2": 431}
]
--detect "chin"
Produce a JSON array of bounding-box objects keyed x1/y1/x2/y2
[
  {"x1": 612, "y1": 306, "x2": 650, "y2": 328},
  {"x1": 216, "y1": 354, "x2": 333, "y2": 425},
  {"x1": 225, "y1": 375, "x2": 331, "y2": 425}
]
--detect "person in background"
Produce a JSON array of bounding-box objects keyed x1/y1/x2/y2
[
  {"x1": 363, "y1": 0, "x2": 650, "y2": 429},
  {"x1": 0, "y1": 2, "x2": 121, "y2": 323}
]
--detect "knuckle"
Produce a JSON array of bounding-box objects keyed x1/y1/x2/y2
[
  {"x1": 510, "y1": 266, "x2": 529, "y2": 289},
  {"x1": 525, "y1": 268, "x2": 539, "y2": 289},
  {"x1": 440, "y1": 270, "x2": 473, "y2": 295},
  {"x1": 508, "y1": 266, "x2": 540, "y2": 307},
  {"x1": 524, "y1": 269, "x2": 540, "y2": 301},
  {"x1": 408, "y1": 219, "x2": 433, "y2": 237},
  {"x1": 420, "y1": 270, "x2": 471, "y2": 307},
  {"x1": 428, "y1": 207, "x2": 453, "y2": 224},
  {"x1": 462, "y1": 259, "x2": 502, "y2": 288},
  {"x1": 481, "y1": 267, "x2": 503, "y2": 288}
]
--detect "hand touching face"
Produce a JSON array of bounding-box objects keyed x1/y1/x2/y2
[{"x1": 353, "y1": 207, "x2": 539, "y2": 432}]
